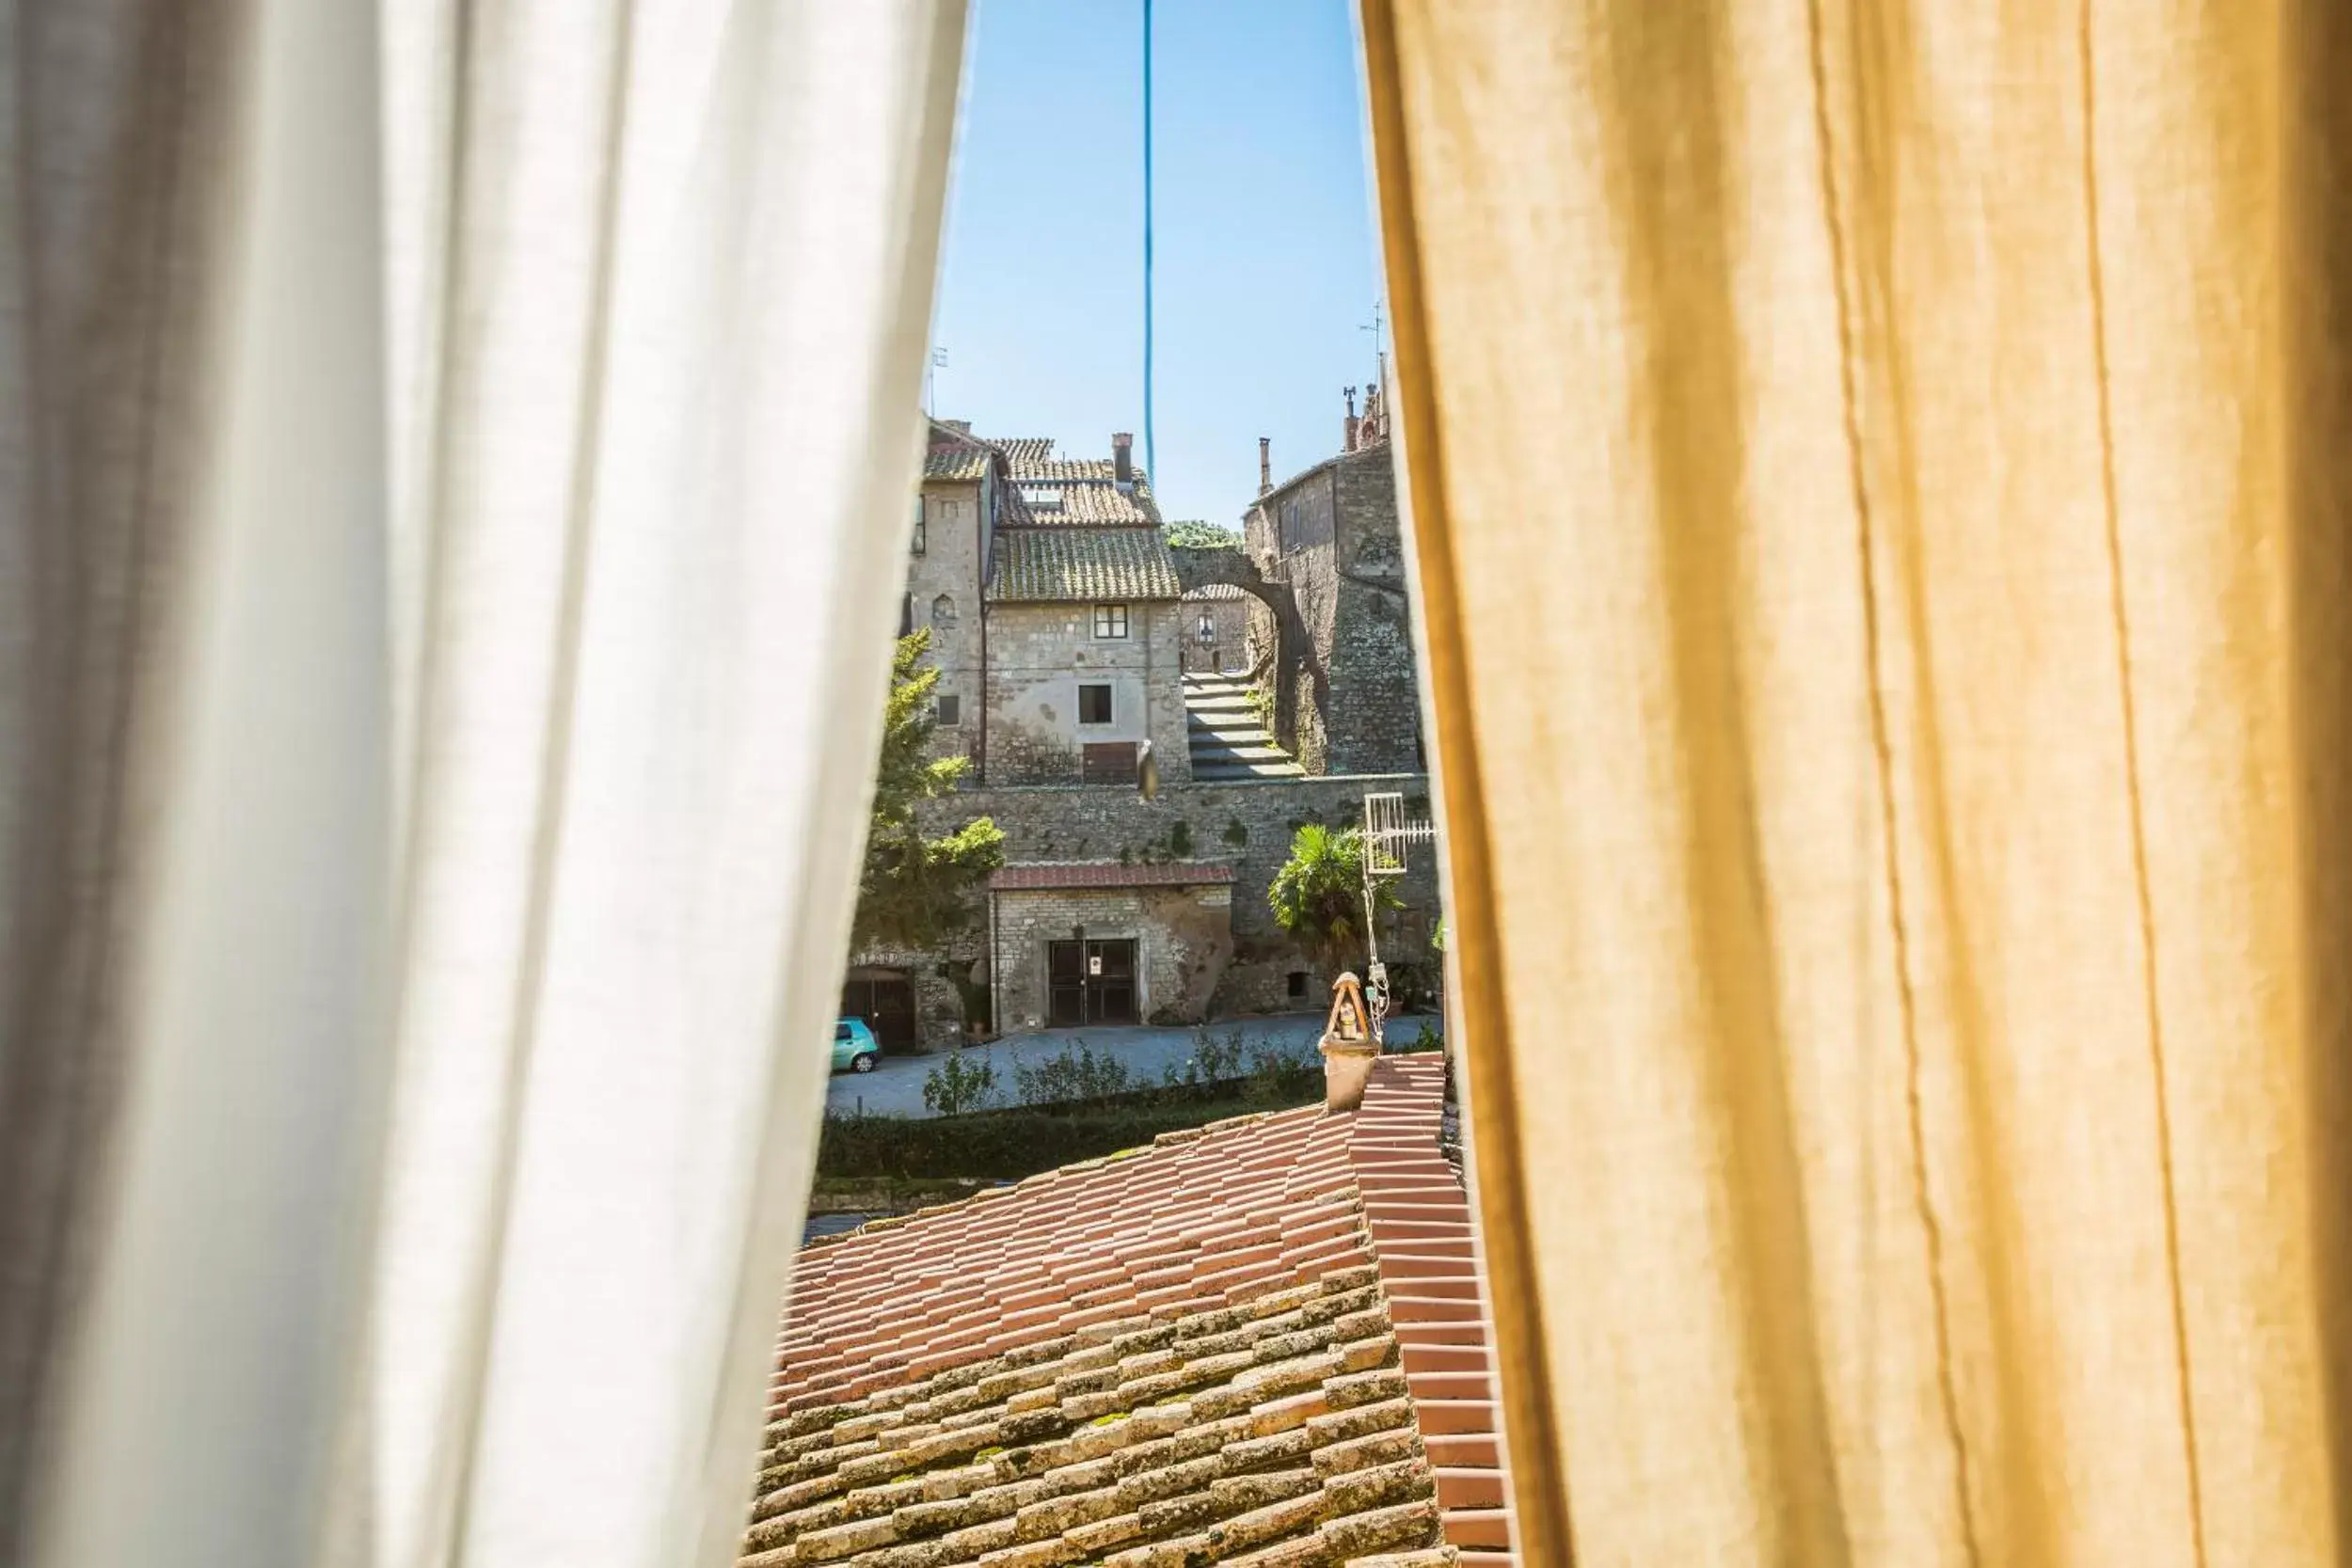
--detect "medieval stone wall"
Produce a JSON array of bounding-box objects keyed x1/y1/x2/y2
[
  {"x1": 923, "y1": 772, "x2": 1442, "y2": 1025},
  {"x1": 1324, "y1": 449, "x2": 1423, "y2": 774},
  {"x1": 1239, "y1": 444, "x2": 1423, "y2": 777},
  {"x1": 982, "y1": 600, "x2": 1190, "y2": 785},
  {"x1": 990, "y1": 883, "x2": 1234, "y2": 1033},
  {"x1": 909, "y1": 479, "x2": 987, "y2": 768}
]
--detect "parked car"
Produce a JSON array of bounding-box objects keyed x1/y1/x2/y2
[{"x1": 831, "y1": 1018, "x2": 880, "y2": 1074}]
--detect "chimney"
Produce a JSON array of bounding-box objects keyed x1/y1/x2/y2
[
  {"x1": 1318, "y1": 972, "x2": 1379, "y2": 1113},
  {"x1": 1112, "y1": 432, "x2": 1134, "y2": 486},
  {"x1": 1258, "y1": 436, "x2": 1272, "y2": 496},
  {"x1": 1343, "y1": 387, "x2": 1360, "y2": 453}
]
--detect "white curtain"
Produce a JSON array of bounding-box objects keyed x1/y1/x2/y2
[{"x1": 3, "y1": 3, "x2": 966, "y2": 1565}]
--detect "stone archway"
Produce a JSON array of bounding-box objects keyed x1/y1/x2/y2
[{"x1": 1167, "y1": 545, "x2": 1322, "y2": 753}]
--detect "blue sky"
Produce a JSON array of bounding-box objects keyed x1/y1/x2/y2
[{"x1": 930, "y1": 0, "x2": 1383, "y2": 528}]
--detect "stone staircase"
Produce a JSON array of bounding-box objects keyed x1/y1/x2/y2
[{"x1": 1183, "y1": 673, "x2": 1305, "y2": 782}]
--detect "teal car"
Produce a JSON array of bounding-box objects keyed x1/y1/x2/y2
[{"x1": 831, "y1": 1018, "x2": 880, "y2": 1074}]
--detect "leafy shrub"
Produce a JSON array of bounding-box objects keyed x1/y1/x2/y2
[
  {"x1": 1165, "y1": 520, "x2": 1244, "y2": 549},
  {"x1": 1246, "y1": 1042, "x2": 1321, "y2": 1101},
  {"x1": 1245, "y1": 684, "x2": 1278, "y2": 734},
  {"x1": 922, "y1": 1052, "x2": 1001, "y2": 1116},
  {"x1": 818, "y1": 1100, "x2": 1295, "y2": 1181},
  {"x1": 1013, "y1": 1040, "x2": 1132, "y2": 1107},
  {"x1": 1158, "y1": 1027, "x2": 1248, "y2": 1091}
]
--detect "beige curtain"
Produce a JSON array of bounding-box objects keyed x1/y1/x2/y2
[
  {"x1": 1363, "y1": 1, "x2": 2352, "y2": 1563},
  {"x1": 1, "y1": 3, "x2": 966, "y2": 1565}
]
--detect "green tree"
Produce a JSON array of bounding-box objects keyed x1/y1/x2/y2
[
  {"x1": 855, "y1": 630, "x2": 1005, "y2": 951},
  {"x1": 1267, "y1": 824, "x2": 1401, "y2": 980},
  {"x1": 1163, "y1": 519, "x2": 1243, "y2": 549}
]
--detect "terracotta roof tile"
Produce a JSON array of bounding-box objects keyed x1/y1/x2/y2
[
  {"x1": 991, "y1": 436, "x2": 1056, "y2": 471},
  {"x1": 927, "y1": 446, "x2": 993, "y2": 481},
  {"x1": 742, "y1": 1059, "x2": 1507, "y2": 1567},
  {"x1": 990, "y1": 862, "x2": 1236, "y2": 892},
  {"x1": 987, "y1": 528, "x2": 1182, "y2": 603},
  {"x1": 1036, "y1": 482, "x2": 1157, "y2": 525}
]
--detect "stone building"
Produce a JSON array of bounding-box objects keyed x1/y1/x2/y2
[
  {"x1": 983, "y1": 527, "x2": 1190, "y2": 787},
  {"x1": 908, "y1": 420, "x2": 1010, "y2": 768},
  {"x1": 840, "y1": 417, "x2": 1443, "y2": 1053},
  {"x1": 1180, "y1": 581, "x2": 1249, "y2": 674},
  {"x1": 1241, "y1": 383, "x2": 1425, "y2": 776},
  {"x1": 930, "y1": 772, "x2": 1442, "y2": 1035}
]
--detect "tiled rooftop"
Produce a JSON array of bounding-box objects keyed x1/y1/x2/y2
[
  {"x1": 1034, "y1": 483, "x2": 1157, "y2": 526},
  {"x1": 740, "y1": 1058, "x2": 1516, "y2": 1567},
  {"x1": 990, "y1": 862, "x2": 1237, "y2": 892},
  {"x1": 993, "y1": 437, "x2": 1055, "y2": 470},
  {"x1": 988, "y1": 436, "x2": 1161, "y2": 527},
  {"x1": 989, "y1": 528, "x2": 1184, "y2": 604},
  {"x1": 927, "y1": 446, "x2": 993, "y2": 482},
  {"x1": 1183, "y1": 583, "x2": 1248, "y2": 603}
]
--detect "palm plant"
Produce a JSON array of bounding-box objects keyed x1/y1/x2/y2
[{"x1": 1267, "y1": 823, "x2": 1401, "y2": 982}]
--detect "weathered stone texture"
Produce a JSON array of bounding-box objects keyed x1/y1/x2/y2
[
  {"x1": 924, "y1": 774, "x2": 1439, "y2": 1023},
  {"x1": 984, "y1": 601, "x2": 1190, "y2": 786},
  {"x1": 914, "y1": 479, "x2": 988, "y2": 769},
  {"x1": 1242, "y1": 443, "x2": 1423, "y2": 778},
  {"x1": 991, "y1": 885, "x2": 1233, "y2": 1031}
]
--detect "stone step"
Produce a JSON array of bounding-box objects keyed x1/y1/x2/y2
[
  {"x1": 1188, "y1": 751, "x2": 1300, "y2": 767},
  {"x1": 1191, "y1": 762, "x2": 1307, "y2": 782}
]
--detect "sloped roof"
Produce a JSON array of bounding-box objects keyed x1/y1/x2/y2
[
  {"x1": 988, "y1": 435, "x2": 1162, "y2": 527},
  {"x1": 991, "y1": 862, "x2": 1236, "y2": 892},
  {"x1": 1184, "y1": 583, "x2": 1248, "y2": 603},
  {"x1": 1038, "y1": 483, "x2": 1156, "y2": 525},
  {"x1": 993, "y1": 436, "x2": 1055, "y2": 470},
  {"x1": 926, "y1": 446, "x2": 993, "y2": 481},
  {"x1": 988, "y1": 528, "x2": 1183, "y2": 604},
  {"x1": 739, "y1": 1057, "x2": 1515, "y2": 1566}
]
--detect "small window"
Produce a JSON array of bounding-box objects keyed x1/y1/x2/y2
[
  {"x1": 932, "y1": 594, "x2": 957, "y2": 626},
  {"x1": 1093, "y1": 603, "x2": 1129, "y2": 639},
  {"x1": 1196, "y1": 612, "x2": 1215, "y2": 644},
  {"x1": 1287, "y1": 971, "x2": 1309, "y2": 998},
  {"x1": 911, "y1": 496, "x2": 927, "y2": 554},
  {"x1": 1078, "y1": 683, "x2": 1113, "y2": 724},
  {"x1": 835, "y1": 1022, "x2": 852, "y2": 1041},
  {"x1": 936, "y1": 694, "x2": 961, "y2": 726}
]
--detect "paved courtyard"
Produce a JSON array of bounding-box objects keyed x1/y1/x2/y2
[{"x1": 823, "y1": 1011, "x2": 1443, "y2": 1119}]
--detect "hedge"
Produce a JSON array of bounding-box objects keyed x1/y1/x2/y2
[{"x1": 815, "y1": 1090, "x2": 1312, "y2": 1182}]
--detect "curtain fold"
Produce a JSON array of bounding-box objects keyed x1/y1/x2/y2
[
  {"x1": 1363, "y1": 0, "x2": 2352, "y2": 1562},
  {"x1": 2, "y1": 3, "x2": 966, "y2": 1565}
]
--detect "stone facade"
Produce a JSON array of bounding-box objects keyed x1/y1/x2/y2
[
  {"x1": 839, "y1": 947, "x2": 980, "y2": 1049},
  {"x1": 990, "y1": 882, "x2": 1235, "y2": 1032},
  {"x1": 908, "y1": 476, "x2": 989, "y2": 767},
  {"x1": 1180, "y1": 587, "x2": 1251, "y2": 675},
  {"x1": 983, "y1": 599, "x2": 1192, "y2": 786},
  {"x1": 1241, "y1": 420, "x2": 1424, "y2": 776},
  {"x1": 846, "y1": 420, "x2": 1443, "y2": 1052},
  {"x1": 925, "y1": 773, "x2": 1442, "y2": 1030}
]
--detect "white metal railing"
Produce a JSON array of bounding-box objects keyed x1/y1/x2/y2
[{"x1": 1359, "y1": 791, "x2": 1438, "y2": 1043}]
